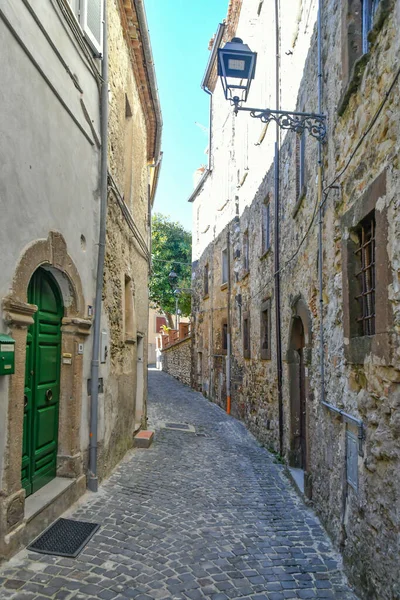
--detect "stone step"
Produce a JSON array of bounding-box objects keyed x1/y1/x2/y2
[{"x1": 133, "y1": 430, "x2": 154, "y2": 449}]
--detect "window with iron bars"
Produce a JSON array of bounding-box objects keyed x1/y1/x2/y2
[
  {"x1": 260, "y1": 298, "x2": 271, "y2": 360},
  {"x1": 204, "y1": 263, "x2": 209, "y2": 297},
  {"x1": 243, "y1": 312, "x2": 250, "y2": 359},
  {"x1": 243, "y1": 231, "x2": 249, "y2": 273},
  {"x1": 222, "y1": 322, "x2": 228, "y2": 355},
  {"x1": 354, "y1": 212, "x2": 375, "y2": 336}
]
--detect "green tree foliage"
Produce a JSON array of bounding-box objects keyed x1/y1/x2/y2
[{"x1": 150, "y1": 214, "x2": 192, "y2": 324}]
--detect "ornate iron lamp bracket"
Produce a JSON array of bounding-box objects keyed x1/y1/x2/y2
[{"x1": 231, "y1": 98, "x2": 326, "y2": 142}]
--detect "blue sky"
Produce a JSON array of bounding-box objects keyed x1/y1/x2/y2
[{"x1": 145, "y1": 0, "x2": 228, "y2": 232}]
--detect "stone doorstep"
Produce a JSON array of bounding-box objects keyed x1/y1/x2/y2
[
  {"x1": 24, "y1": 477, "x2": 75, "y2": 523},
  {"x1": 133, "y1": 430, "x2": 154, "y2": 448},
  {"x1": 1, "y1": 475, "x2": 86, "y2": 562},
  {"x1": 287, "y1": 467, "x2": 305, "y2": 495}
]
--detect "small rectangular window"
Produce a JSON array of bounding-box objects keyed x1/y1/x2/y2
[
  {"x1": 243, "y1": 231, "x2": 249, "y2": 273},
  {"x1": 221, "y1": 248, "x2": 228, "y2": 285},
  {"x1": 243, "y1": 312, "x2": 250, "y2": 359},
  {"x1": 80, "y1": 0, "x2": 103, "y2": 54},
  {"x1": 354, "y1": 212, "x2": 375, "y2": 336},
  {"x1": 124, "y1": 275, "x2": 135, "y2": 341},
  {"x1": 260, "y1": 299, "x2": 271, "y2": 360},
  {"x1": 362, "y1": 0, "x2": 380, "y2": 53},
  {"x1": 156, "y1": 316, "x2": 166, "y2": 333},
  {"x1": 341, "y1": 0, "x2": 380, "y2": 92},
  {"x1": 262, "y1": 198, "x2": 271, "y2": 255},
  {"x1": 296, "y1": 131, "x2": 306, "y2": 202},
  {"x1": 222, "y1": 322, "x2": 228, "y2": 354},
  {"x1": 124, "y1": 94, "x2": 134, "y2": 206},
  {"x1": 204, "y1": 263, "x2": 209, "y2": 297}
]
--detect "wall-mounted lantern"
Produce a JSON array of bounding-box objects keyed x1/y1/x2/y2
[
  {"x1": 217, "y1": 37, "x2": 257, "y2": 104},
  {"x1": 217, "y1": 37, "x2": 326, "y2": 141}
]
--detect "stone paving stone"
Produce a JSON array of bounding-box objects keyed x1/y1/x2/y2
[{"x1": 0, "y1": 370, "x2": 358, "y2": 600}]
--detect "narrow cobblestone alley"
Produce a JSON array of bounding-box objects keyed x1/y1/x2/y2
[{"x1": 0, "y1": 370, "x2": 358, "y2": 600}]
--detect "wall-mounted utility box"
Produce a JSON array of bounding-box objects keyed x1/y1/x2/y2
[{"x1": 0, "y1": 334, "x2": 15, "y2": 375}]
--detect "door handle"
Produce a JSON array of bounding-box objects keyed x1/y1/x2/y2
[
  {"x1": 45, "y1": 389, "x2": 53, "y2": 402},
  {"x1": 24, "y1": 395, "x2": 28, "y2": 408}
]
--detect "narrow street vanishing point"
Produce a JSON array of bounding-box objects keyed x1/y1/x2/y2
[{"x1": 0, "y1": 370, "x2": 357, "y2": 600}]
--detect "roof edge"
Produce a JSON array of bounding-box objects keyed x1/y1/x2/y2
[
  {"x1": 134, "y1": 0, "x2": 163, "y2": 163},
  {"x1": 201, "y1": 23, "x2": 225, "y2": 91},
  {"x1": 187, "y1": 168, "x2": 211, "y2": 203}
]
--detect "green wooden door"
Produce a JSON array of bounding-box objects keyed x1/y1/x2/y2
[{"x1": 21, "y1": 268, "x2": 63, "y2": 497}]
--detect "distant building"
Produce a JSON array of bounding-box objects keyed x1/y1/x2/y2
[{"x1": 148, "y1": 307, "x2": 167, "y2": 367}]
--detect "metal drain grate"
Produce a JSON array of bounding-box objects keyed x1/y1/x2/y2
[
  {"x1": 28, "y1": 518, "x2": 100, "y2": 558},
  {"x1": 162, "y1": 422, "x2": 196, "y2": 433}
]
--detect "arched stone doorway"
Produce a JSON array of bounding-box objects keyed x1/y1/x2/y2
[
  {"x1": 287, "y1": 296, "x2": 312, "y2": 497},
  {"x1": 22, "y1": 268, "x2": 63, "y2": 497},
  {"x1": 0, "y1": 232, "x2": 91, "y2": 558},
  {"x1": 289, "y1": 316, "x2": 306, "y2": 470}
]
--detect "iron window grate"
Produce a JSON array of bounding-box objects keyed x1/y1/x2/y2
[{"x1": 354, "y1": 213, "x2": 375, "y2": 336}]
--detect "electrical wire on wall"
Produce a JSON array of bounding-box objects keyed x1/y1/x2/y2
[
  {"x1": 323, "y1": 63, "x2": 400, "y2": 198},
  {"x1": 151, "y1": 258, "x2": 192, "y2": 266}
]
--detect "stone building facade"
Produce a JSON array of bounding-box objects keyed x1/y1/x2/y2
[
  {"x1": 0, "y1": 0, "x2": 161, "y2": 560},
  {"x1": 162, "y1": 337, "x2": 192, "y2": 387},
  {"x1": 101, "y1": 0, "x2": 162, "y2": 480},
  {"x1": 190, "y1": 0, "x2": 400, "y2": 598},
  {"x1": 161, "y1": 323, "x2": 192, "y2": 386}
]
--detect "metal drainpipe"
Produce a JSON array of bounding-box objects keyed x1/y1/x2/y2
[
  {"x1": 88, "y1": 0, "x2": 108, "y2": 493},
  {"x1": 274, "y1": 0, "x2": 284, "y2": 456},
  {"x1": 202, "y1": 88, "x2": 213, "y2": 171},
  {"x1": 210, "y1": 228, "x2": 215, "y2": 399},
  {"x1": 317, "y1": 0, "x2": 325, "y2": 404},
  {"x1": 204, "y1": 90, "x2": 213, "y2": 398},
  {"x1": 226, "y1": 228, "x2": 231, "y2": 415}
]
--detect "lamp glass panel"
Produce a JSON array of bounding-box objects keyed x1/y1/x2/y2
[{"x1": 228, "y1": 59, "x2": 246, "y2": 71}]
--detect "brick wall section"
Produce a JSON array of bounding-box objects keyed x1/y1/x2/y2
[{"x1": 161, "y1": 337, "x2": 192, "y2": 387}]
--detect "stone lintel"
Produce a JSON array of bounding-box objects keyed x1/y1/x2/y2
[
  {"x1": 2, "y1": 297, "x2": 37, "y2": 328},
  {"x1": 61, "y1": 317, "x2": 92, "y2": 336}
]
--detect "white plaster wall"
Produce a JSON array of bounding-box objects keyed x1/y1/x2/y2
[
  {"x1": 192, "y1": 0, "x2": 317, "y2": 262},
  {"x1": 0, "y1": 1, "x2": 101, "y2": 480}
]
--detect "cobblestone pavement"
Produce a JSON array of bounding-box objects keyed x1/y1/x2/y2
[{"x1": 0, "y1": 369, "x2": 358, "y2": 600}]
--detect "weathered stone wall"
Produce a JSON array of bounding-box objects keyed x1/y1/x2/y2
[
  {"x1": 98, "y1": 0, "x2": 151, "y2": 479},
  {"x1": 162, "y1": 338, "x2": 192, "y2": 387},
  {"x1": 191, "y1": 1, "x2": 400, "y2": 598}
]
